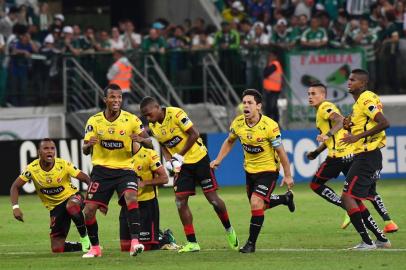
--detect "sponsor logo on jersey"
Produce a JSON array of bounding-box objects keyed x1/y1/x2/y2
[
  {"x1": 163, "y1": 136, "x2": 182, "y2": 148},
  {"x1": 257, "y1": 137, "x2": 264, "y2": 142},
  {"x1": 57, "y1": 178, "x2": 62, "y2": 183},
  {"x1": 101, "y1": 140, "x2": 124, "y2": 149},
  {"x1": 120, "y1": 130, "x2": 125, "y2": 135},
  {"x1": 242, "y1": 144, "x2": 264, "y2": 154},
  {"x1": 176, "y1": 111, "x2": 182, "y2": 118},
  {"x1": 40, "y1": 186, "x2": 65, "y2": 195},
  {"x1": 137, "y1": 165, "x2": 142, "y2": 171}
]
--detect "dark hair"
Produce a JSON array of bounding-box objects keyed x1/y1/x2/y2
[
  {"x1": 351, "y1": 68, "x2": 369, "y2": 82},
  {"x1": 38, "y1": 138, "x2": 54, "y2": 148},
  {"x1": 140, "y1": 96, "x2": 159, "y2": 109},
  {"x1": 103, "y1": 83, "x2": 121, "y2": 97},
  {"x1": 309, "y1": 82, "x2": 327, "y2": 95},
  {"x1": 242, "y1": 89, "x2": 262, "y2": 104}
]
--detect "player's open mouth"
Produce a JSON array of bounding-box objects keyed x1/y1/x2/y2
[{"x1": 243, "y1": 110, "x2": 250, "y2": 114}]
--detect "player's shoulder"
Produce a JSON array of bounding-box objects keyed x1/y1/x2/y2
[
  {"x1": 231, "y1": 114, "x2": 245, "y2": 125},
  {"x1": 26, "y1": 159, "x2": 40, "y2": 170},
  {"x1": 167, "y1": 106, "x2": 186, "y2": 117},
  {"x1": 358, "y1": 90, "x2": 380, "y2": 106},
  {"x1": 261, "y1": 114, "x2": 278, "y2": 128},
  {"x1": 144, "y1": 147, "x2": 159, "y2": 159},
  {"x1": 90, "y1": 111, "x2": 104, "y2": 119},
  {"x1": 320, "y1": 100, "x2": 335, "y2": 110}
]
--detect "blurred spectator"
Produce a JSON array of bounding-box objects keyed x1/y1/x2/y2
[
  {"x1": 300, "y1": 16, "x2": 328, "y2": 49},
  {"x1": 379, "y1": 10, "x2": 400, "y2": 93},
  {"x1": 222, "y1": 1, "x2": 246, "y2": 23},
  {"x1": 297, "y1": 13, "x2": 309, "y2": 32},
  {"x1": 293, "y1": 0, "x2": 314, "y2": 19},
  {"x1": 317, "y1": 0, "x2": 344, "y2": 21},
  {"x1": 271, "y1": 18, "x2": 295, "y2": 50},
  {"x1": 0, "y1": 31, "x2": 5, "y2": 106},
  {"x1": 350, "y1": 17, "x2": 378, "y2": 88},
  {"x1": 0, "y1": 6, "x2": 19, "y2": 39},
  {"x1": 53, "y1": 13, "x2": 64, "y2": 28},
  {"x1": 191, "y1": 29, "x2": 214, "y2": 50},
  {"x1": 214, "y1": 21, "x2": 240, "y2": 49},
  {"x1": 107, "y1": 49, "x2": 132, "y2": 109},
  {"x1": 0, "y1": 0, "x2": 6, "y2": 18},
  {"x1": 121, "y1": 20, "x2": 141, "y2": 50},
  {"x1": 142, "y1": 28, "x2": 166, "y2": 53},
  {"x1": 167, "y1": 25, "x2": 189, "y2": 50},
  {"x1": 95, "y1": 30, "x2": 112, "y2": 52},
  {"x1": 80, "y1": 26, "x2": 98, "y2": 53},
  {"x1": 262, "y1": 51, "x2": 283, "y2": 123},
  {"x1": 346, "y1": 0, "x2": 373, "y2": 18},
  {"x1": 369, "y1": 3, "x2": 382, "y2": 33},
  {"x1": 245, "y1": 0, "x2": 272, "y2": 22},
  {"x1": 60, "y1": 26, "x2": 80, "y2": 55},
  {"x1": 342, "y1": 19, "x2": 360, "y2": 46},
  {"x1": 72, "y1": 24, "x2": 82, "y2": 42},
  {"x1": 394, "y1": 0, "x2": 404, "y2": 34},
  {"x1": 17, "y1": 4, "x2": 33, "y2": 26},
  {"x1": 191, "y1": 17, "x2": 206, "y2": 34},
  {"x1": 33, "y1": 2, "x2": 52, "y2": 41},
  {"x1": 288, "y1": 15, "x2": 303, "y2": 44},
  {"x1": 8, "y1": 31, "x2": 39, "y2": 106},
  {"x1": 110, "y1": 26, "x2": 124, "y2": 50}
]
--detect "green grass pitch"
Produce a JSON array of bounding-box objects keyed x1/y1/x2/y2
[{"x1": 1, "y1": 180, "x2": 405, "y2": 270}]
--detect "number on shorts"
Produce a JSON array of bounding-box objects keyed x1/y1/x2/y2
[{"x1": 88, "y1": 182, "x2": 99, "y2": 193}]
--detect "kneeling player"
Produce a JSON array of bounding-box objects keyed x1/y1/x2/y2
[
  {"x1": 119, "y1": 143, "x2": 169, "y2": 251},
  {"x1": 10, "y1": 138, "x2": 91, "y2": 253}
]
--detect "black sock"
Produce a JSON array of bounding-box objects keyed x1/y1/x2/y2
[
  {"x1": 64, "y1": 241, "x2": 82, "y2": 252},
  {"x1": 119, "y1": 207, "x2": 130, "y2": 241},
  {"x1": 310, "y1": 182, "x2": 343, "y2": 208},
  {"x1": 370, "y1": 195, "x2": 391, "y2": 221},
  {"x1": 70, "y1": 214, "x2": 87, "y2": 238},
  {"x1": 248, "y1": 209, "x2": 264, "y2": 244},
  {"x1": 85, "y1": 217, "x2": 99, "y2": 246},
  {"x1": 267, "y1": 194, "x2": 287, "y2": 208},
  {"x1": 348, "y1": 208, "x2": 373, "y2": 245},
  {"x1": 360, "y1": 205, "x2": 388, "y2": 242},
  {"x1": 127, "y1": 203, "x2": 141, "y2": 240}
]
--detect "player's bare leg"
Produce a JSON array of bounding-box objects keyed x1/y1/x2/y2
[
  {"x1": 82, "y1": 203, "x2": 102, "y2": 258},
  {"x1": 123, "y1": 190, "x2": 144, "y2": 256},
  {"x1": 176, "y1": 195, "x2": 200, "y2": 253},
  {"x1": 204, "y1": 191, "x2": 239, "y2": 250}
]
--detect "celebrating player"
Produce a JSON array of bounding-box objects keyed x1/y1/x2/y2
[
  {"x1": 10, "y1": 138, "x2": 91, "y2": 253},
  {"x1": 82, "y1": 83, "x2": 152, "y2": 258},
  {"x1": 306, "y1": 83, "x2": 398, "y2": 233},
  {"x1": 340, "y1": 69, "x2": 392, "y2": 249},
  {"x1": 140, "y1": 96, "x2": 239, "y2": 253},
  {"x1": 210, "y1": 89, "x2": 295, "y2": 253},
  {"x1": 119, "y1": 142, "x2": 170, "y2": 251}
]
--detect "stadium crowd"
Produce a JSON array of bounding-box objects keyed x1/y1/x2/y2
[{"x1": 0, "y1": 0, "x2": 405, "y2": 106}]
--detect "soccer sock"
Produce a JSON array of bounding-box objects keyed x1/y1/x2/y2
[
  {"x1": 267, "y1": 194, "x2": 287, "y2": 209},
  {"x1": 63, "y1": 241, "x2": 82, "y2": 252},
  {"x1": 359, "y1": 204, "x2": 388, "y2": 242},
  {"x1": 310, "y1": 182, "x2": 343, "y2": 208},
  {"x1": 370, "y1": 195, "x2": 391, "y2": 221},
  {"x1": 216, "y1": 211, "x2": 231, "y2": 230},
  {"x1": 348, "y1": 207, "x2": 373, "y2": 245},
  {"x1": 85, "y1": 216, "x2": 99, "y2": 246},
  {"x1": 183, "y1": 224, "x2": 197, "y2": 243},
  {"x1": 120, "y1": 240, "x2": 131, "y2": 252},
  {"x1": 126, "y1": 202, "x2": 141, "y2": 240},
  {"x1": 248, "y1": 209, "x2": 264, "y2": 244},
  {"x1": 67, "y1": 204, "x2": 87, "y2": 237}
]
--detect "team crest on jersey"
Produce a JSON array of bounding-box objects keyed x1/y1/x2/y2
[
  {"x1": 257, "y1": 137, "x2": 264, "y2": 142},
  {"x1": 46, "y1": 177, "x2": 52, "y2": 184},
  {"x1": 108, "y1": 128, "x2": 115, "y2": 134},
  {"x1": 247, "y1": 133, "x2": 253, "y2": 139},
  {"x1": 120, "y1": 130, "x2": 125, "y2": 135},
  {"x1": 97, "y1": 130, "x2": 104, "y2": 135},
  {"x1": 170, "y1": 128, "x2": 175, "y2": 133},
  {"x1": 161, "y1": 129, "x2": 166, "y2": 135},
  {"x1": 137, "y1": 165, "x2": 142, "y2": 171},
  {"x1": 57, "y1": 178, "x2": 62, "y2": 183}
]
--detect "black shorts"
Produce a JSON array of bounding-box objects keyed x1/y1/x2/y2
[
  {"x1": 49, "y1": 193, "x2": 84, "y2": 238},
  {"x1": 85, "y1": 165, "x2": 138, "y2": 210},
  {"x1": 312, "y1": 156, "x2": 352, "y2": 183},
  {"x1": 245, "y1": 171, "x2": 278, "y2": 203},
  {"x1": 343, "y1": 149, "x2": 382, "y2": 200},
  {"x1": 174, "y1": 155, "x2": 218, "y2": 196},
  {"x1": 119, "y1": 198, "x2": 160, "y2": 245}
]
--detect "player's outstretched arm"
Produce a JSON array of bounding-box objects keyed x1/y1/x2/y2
[
  {"x1": 275, "y1": 145, "x2": 294, "y2": 189},
  {"x1": 10, "y1": 177, "x2": 26, "y2": 222},
  {"x1": 141, "y1": 166, "x2": 169, "y2": 187},
  {"x1": 131, "y1": 130, "x2": 153, "y2": 149},
  {"x1": 210, "y1": 136, "x2": 236, "y2": 169},
  {"x1": 82, "y1": 136, "x2": 98, "y2": 155},
  {"x1": 317, "y1": 112, "x2": 344, "y2": 143}
]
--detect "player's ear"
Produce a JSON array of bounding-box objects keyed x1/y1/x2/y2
[
  {"x1": 257, "y1": 102, "x2": 262, "y2": 110},
  {"x1": 103, "y1": 96, "x2": 107, "y2": 104}
]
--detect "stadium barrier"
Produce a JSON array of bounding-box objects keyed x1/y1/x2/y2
[{"x1": 1, "y1": 127, "x2": 405, "y2": 195}]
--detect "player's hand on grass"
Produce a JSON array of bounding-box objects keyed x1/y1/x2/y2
[
  {"x1": 306, "y1": 151, "x2": 318, "y2": 160},
  {"x1": 280, "y1": 175, "x2": 294, "y2": 189},
  {"x1": 13, "y1": 208, "x2": 24, "y2": 222},
  {"x1": 210, "y1": 159, "x2": 221, "y2": 169}
]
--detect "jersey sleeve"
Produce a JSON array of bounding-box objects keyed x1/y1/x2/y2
[
  {"x1": 319, "y1": 102, "x2": 338, "y2": 120},
  {"x1": 268, "y1": 122, "x2": 282, "y2": 148},
  {"x1": 132, "y1": 115, "x2": 145, "y2": 135},
  {"x1": 19, "y1": 167, "x2": 33, "y2": 182},
  {"x1": 149, "y1": 150, "x2": 162, "y2": 171},
  {"x1": 361, "y1": 95, "x2": 383, "y2": 120},
  {"x1": 65, "y1": 160, "x2": 81, "y2": 178},
  {"x1": 84, "y1": 117, "x2": 96, "y2": 141},
  {"x1": 174, "y1": 108, "x2": 194, "y2": 132}
]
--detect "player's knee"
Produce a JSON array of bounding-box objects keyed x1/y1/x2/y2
[
  {"x1": 51, "y1": 246, "x2": 64, "y2": 253},
  {"x1": 250, "y1": 195, "x2": 264, "y2": 209},
  {"x1": 123, "y1": 190, "x2": 137, "y2": 204},
  {"x1": 175, "y1": 196, "x2": 187, "y2": 209},
  {"x1": 83, "y1": 204, "x2": 97, "y2": 218}
]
